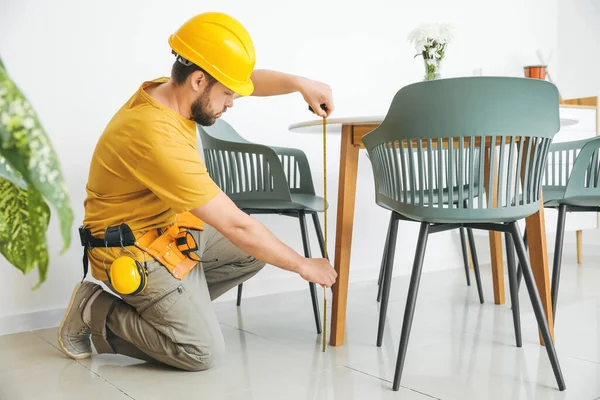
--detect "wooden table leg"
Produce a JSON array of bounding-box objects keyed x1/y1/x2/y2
[
  {"x1": 484, "y1": 147, "x2": 505, "y2": 305},
  {"x1": 330, "y1": 124, "x2": 359, "y2": 346},
  {"x1": 525, "y1": 199, "x2": 555, "y2": 344},
  {"x1": 489, "y1": 232, "x2": 505, "y2": 304}
]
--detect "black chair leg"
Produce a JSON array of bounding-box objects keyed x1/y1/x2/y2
[
  {"x1": 466, "y1": 228, "x2": 484, "y2": 304},
  {"x1": 504, "y1": 232, "x2": 522, "y2": 347},
  {"x1": 459, "y1": 227, "x2": 471, "y2": 286},
  {"x1": 299, "y1": 211, "x2": 321, "y2": 334},
  {"x1": 377, "y1": 213, "x2": 393, "y2": 302},
  {"x1": 509, "y1": 222, "x2": 566, "y2": 391},
  {"x1": 516, "y1": 230, "x2": 528, "y2": 288},
  {"x1": 377, "y1": 214, "x2": 400, "y2": 347},
  {"x1": 392, "y1": 222, "x2": 430, "y2": 391},
  {"x1": 236, "y1": 284, "x2": 243, "y2": 307},
  {"x1": 311, "y1": 212, "x2": 327, "y2": 260},
  {"x1": 376, "y1": 250, "x2": 387, "y2": 302},
  {"x1": 551, "y1": 204, "x2": 567, "y2": 322}
]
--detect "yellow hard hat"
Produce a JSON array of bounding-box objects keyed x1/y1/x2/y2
[
  {"x1": 168, "y1": 12, "x2": 256, "y2": 96},
  {"x1": 109, "y1": 256, "x2": 147, "y2": 296}
]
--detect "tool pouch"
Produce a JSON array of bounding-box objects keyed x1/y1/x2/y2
[{"x1": 135, "y1": 225, "x2": 197, "y2": 280}]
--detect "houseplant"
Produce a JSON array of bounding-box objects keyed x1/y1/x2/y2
[
  {"x1": 407, "y1": 23, "x2": 455, "y2": 81},
  {"x1": 0, "y1": 56, "x2": 73, "y2": 289}
]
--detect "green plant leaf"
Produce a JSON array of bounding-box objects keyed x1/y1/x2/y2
[
  {"x1": 0, "y1": 59, "x2": 73, "y2": 253},
  {"x1": 0, "y1": 176, "x2": 51, "y2": 289},
  {"x1": 0, "y1": 153, "x2": 27, "y2": 190}
]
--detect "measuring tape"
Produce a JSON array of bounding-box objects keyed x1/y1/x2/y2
[
  {"x1": 310, "y1": 104, "x2": 328, "y2": 352},
  {"x1": 322, "y1": 114, "x2": 328, "y2": 353}
]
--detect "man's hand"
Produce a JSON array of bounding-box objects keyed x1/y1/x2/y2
[
  {"x1": 298, "y1": 258, "x2": 337, "y2": 288},
  {"x1": 298, "y1": 77, "x2": 334, "y2": 118}
]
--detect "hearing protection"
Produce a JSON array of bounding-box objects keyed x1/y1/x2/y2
[
  {"x1": 102, "y1": 224, "x2": 148, "y2": 296},
  {"x1": 108, "y1": 253, "x2": 147, "y2": 296}
]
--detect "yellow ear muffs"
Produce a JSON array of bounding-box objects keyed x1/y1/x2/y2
[{"x1": 109, "y1": 255, "x2": 148, "y2": 296}]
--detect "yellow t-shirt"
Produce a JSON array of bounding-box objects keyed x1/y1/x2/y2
[{"x1": 83, "y1": 77, "x2": 220, "y2": 281}]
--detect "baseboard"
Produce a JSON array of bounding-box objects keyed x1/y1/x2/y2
[{"x1": 0, "y1": 308, "x2": 66, "y2": 336}]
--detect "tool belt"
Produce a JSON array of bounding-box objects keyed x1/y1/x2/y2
[{"x1": 79, "y1": 220, "x2": 200, "y2": 281}]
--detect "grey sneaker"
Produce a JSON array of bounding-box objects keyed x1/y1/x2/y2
[{"x1": 57, "y1": 281, "x2": 102, "y2": 360}]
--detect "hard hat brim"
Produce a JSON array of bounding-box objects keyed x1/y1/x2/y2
[{"x1": 232, "y1": 78, "x2": 254, "y2": 97}]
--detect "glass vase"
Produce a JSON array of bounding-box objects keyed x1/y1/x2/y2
[{"x1": 423, "y1": 57, "x2": 442, "y2": 81}]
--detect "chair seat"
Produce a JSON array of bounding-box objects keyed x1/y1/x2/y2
[
  {"x1": 414, "y1": 185, "x2": 480, "y2": 205},
  {"x1": 543, "y1": 187, "x2": 600, "y2": 208},
  {"x1": 234, "y1": 193, "x2": 327, "y2": 212},
  {"x1": 378, "y1": 185, "x2": 480, "y2": 209}
]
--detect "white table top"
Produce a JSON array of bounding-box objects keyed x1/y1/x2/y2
[{"x1": 289, "y1": 113, "x2": 580, "y2": 134}]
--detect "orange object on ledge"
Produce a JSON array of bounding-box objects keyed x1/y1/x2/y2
[{"x1": 524, "y1": 65, "x2": 547, "y2": 80}]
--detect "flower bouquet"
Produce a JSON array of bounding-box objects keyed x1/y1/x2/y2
[{"x1": 407, "y1": 23, "x2": 455, "y2": 81}]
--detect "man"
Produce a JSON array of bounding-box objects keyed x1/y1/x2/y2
[{"x1": 57, "y1": 12, "x2": 337, "y2": 371}]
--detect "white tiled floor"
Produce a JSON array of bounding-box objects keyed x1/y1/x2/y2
[{"x1": 2, "y1": 249, "x2": 600, "y2": 399}]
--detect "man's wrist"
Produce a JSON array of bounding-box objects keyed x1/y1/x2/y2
[
  {"x1": 289, "y1": 74, "x2": 306, "y2": 94},
  {"x1": 289, "y1": 253, "x2": 306, "y2": 275}
]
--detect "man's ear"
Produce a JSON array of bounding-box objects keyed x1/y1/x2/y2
[{"x1": 189, "y1": 70, "x2": 207, "y2": 92}]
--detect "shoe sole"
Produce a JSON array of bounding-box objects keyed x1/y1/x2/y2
[{"x1": 57, "y1": 282, "x2": 92, "y2": 360}]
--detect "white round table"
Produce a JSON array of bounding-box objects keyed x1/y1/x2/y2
[{"x1": 288, "y1": 113, "x2": 579, "y2": 133}]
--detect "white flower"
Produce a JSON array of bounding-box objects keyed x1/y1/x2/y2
[
  {"x1": 437, "y1": 23, "x2": 456, "y2": 42},
  {"x1": 407, "y1": 22, "x2": 455, "y2": 53}
]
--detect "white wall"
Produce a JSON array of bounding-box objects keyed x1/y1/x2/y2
[
  {"x1": 0, "y1": 0, "x2": 559, "y2": 332},
  {"x1": 557, "y1": 0, "x2": 600, "y2": 99}
]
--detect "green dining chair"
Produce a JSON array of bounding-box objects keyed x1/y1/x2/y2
[
  {"x1": 362, "y1": 76, "x2": 565, "y2": 391},
  {"x1": 516, "y1": 136, "x2": 600, "y2": 322},
  {"x1": 197, "y1": 119, "x2": 327, "y2": 334}
]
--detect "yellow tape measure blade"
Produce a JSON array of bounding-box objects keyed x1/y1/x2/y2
[{"x1": 322, "y1": 115, "x2": 327, "y2": 352}]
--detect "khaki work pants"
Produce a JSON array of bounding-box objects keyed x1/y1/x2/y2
[{"x1": 89, "y1": 224, "x2": 265, "y2": 371}]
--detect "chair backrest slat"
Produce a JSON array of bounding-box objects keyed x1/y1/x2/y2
[
  {"x1": 457, "y1": 138, "x2": 464, "y2": 208},
  {"x1": 588, "y1": 148, "x2": 600, "y2": 188},
  {"x1": 497, "y1": 136, "x2": 506, "y2": 208}
]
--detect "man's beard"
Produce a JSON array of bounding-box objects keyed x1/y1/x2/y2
[{"x1": 190, "y1": 89, "x2": 220, "y2": 126}]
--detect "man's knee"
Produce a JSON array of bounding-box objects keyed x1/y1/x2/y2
[
  {"x1": 175, "y1": 343, "x2": 217, "y2": 371},
  {"x1": 235, "y1": 255, "x2": 266, "y2": 284}
]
